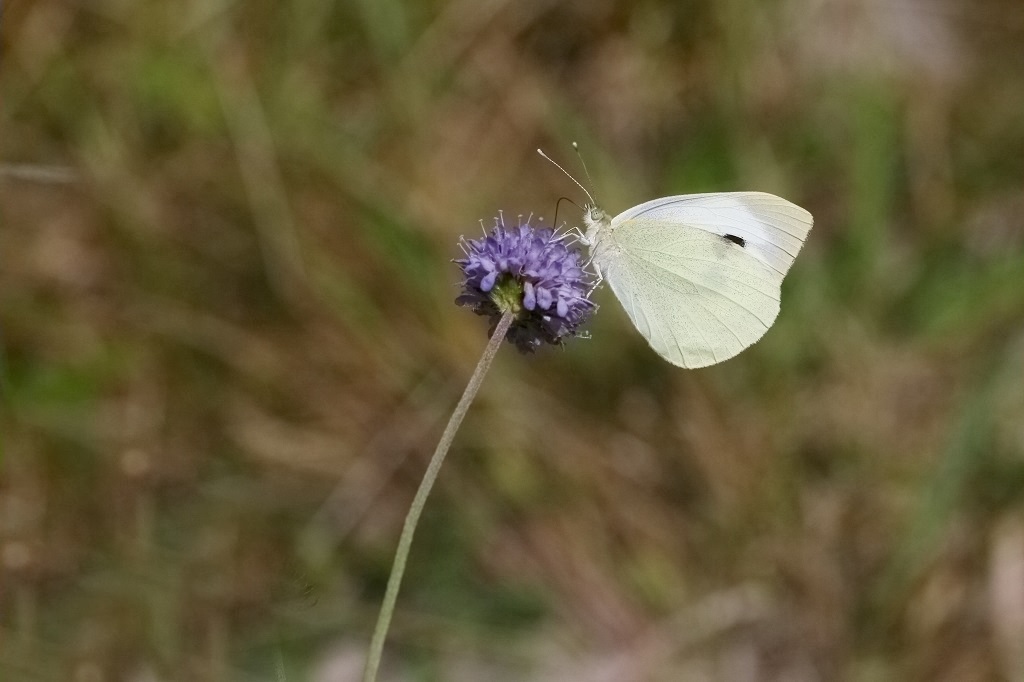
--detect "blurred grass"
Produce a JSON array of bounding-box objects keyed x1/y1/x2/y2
[{"x1": 3, "y1": 0, "x2": 1024, "y2": 680}]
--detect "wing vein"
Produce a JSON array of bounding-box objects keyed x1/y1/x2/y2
[
  {"x1": 630, "y1": 244, "x2": 782, "y2": 278},
  {"x1": 629, "y1": 254, "x2": 775, "y2": 328}
]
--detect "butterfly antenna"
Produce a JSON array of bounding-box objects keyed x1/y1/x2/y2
[
  {"x1": 537, "y1": 148, "x2": 596, "y2": 205},
  {"x1": 571, "y1": 141, "x2": 596, "y2": 197}
]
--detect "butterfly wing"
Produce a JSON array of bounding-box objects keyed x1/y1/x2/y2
[
  {"x1": 613, "y1": 192, "x2": 812, "y2": 275},
  {"x1": 599, "y1": 192, "x2": 812, "y2": 368}
]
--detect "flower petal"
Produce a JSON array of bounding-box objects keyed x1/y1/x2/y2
[
  {"x1": 523, "y1": 281, "x2": 536, "y2": 310},
  {"x1": 536, "y1": 286, "x2": 552, "y2": 310}
]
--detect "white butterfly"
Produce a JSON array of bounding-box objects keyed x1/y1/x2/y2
[{"x1": 580, "y1": 192, "x2": 812, "y2": 368}]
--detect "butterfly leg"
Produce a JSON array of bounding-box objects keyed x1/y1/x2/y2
[
  {"x1": 587, "y1": 261, "x2": 604, "y2": 295},
  {"x1": 555, "y1": 224, "x2": 590, "y2": 246}
]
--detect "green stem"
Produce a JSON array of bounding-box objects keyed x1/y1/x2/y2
[{"x1": 362, "y1": 310, "x2": 515, "y2": 682}]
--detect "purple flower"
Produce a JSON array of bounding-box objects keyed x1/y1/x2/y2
[{"x1": 455, "y1": 214, "x2": 596, "y2": 352}]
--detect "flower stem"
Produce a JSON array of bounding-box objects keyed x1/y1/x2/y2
[{"x1": 362, "y1": 310, "x2": 515, "y2": 682}]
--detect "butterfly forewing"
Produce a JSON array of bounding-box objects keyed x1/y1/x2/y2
[{"x1": 613, "y1": 192, "x2": 812, "y2": 276}]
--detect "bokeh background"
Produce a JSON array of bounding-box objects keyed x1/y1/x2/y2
[{"x1": 3, "y1": 0, "x2": 1024, "y2": 680}]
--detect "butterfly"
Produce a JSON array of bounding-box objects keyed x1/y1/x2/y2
[
  {"x1": 582, "y1": 192, "x2": 812, "y2": 368},
  {"x1": 541, "y1": 149, "x2": 812, "y2": 368}
]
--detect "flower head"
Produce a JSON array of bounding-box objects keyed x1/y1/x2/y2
[{"x1": 456, "y1": 214, "x2": 596, "y2": 352}]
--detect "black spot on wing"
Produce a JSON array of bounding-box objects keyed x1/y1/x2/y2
[{"x1": 723, "y1": 234, "x2": 746, "y2": 247}]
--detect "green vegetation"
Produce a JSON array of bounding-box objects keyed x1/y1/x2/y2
[{"x1": 3, "y1": 1, "x2": 1024, "y2": 679}]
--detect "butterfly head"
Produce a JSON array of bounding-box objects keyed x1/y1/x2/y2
[{"x1": 582, "y1": 204, "x2": 610, "y2": 246}]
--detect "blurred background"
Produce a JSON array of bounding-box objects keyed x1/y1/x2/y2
[{"x1": 2, "y1": 0, "x2": 1024, "y2": 680}]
